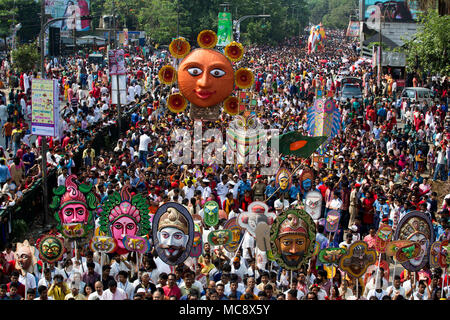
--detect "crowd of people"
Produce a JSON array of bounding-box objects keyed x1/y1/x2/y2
[{"x1": 0, "y1": 28, "x2": 449, "y2": 301}]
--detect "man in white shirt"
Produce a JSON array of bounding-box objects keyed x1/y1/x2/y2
[
  {"x1": 102, "y1": 280, "x2": 128, "y2": 300},
  {"x1": 199, "y1": 179, "x2": 212, "y2": 200},
  {"x1": 57, "y1": 167, "x2": 68, "y2": 186},
  {"x1": 230, "y1": 257, "x2": 247, "y2": 282},
  {"x1": 216, "y1": 176, "x2": 230, "y2": 207},
  {"x1": 386, "y1": 275, "x2": 406, "y2": 299},
  {"x1": 138, "y1": 130, "x2": 151, "y2": 166},
  {"x1": 88, "y1": 281, "x2": 105, "y2": 300},
  {"x1": 241, "y1": 232, "x2": 255, "y2": 263},
  {"x1": 117, "y1": 271, "x2": 135, "y2": 300},
  {"x1": 182, "y1": 180, "x2": 196, "y2": 201}
]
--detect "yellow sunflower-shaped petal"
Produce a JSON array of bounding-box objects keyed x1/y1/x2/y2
[
  {"x1": 224, "y1": 41, "x2": 244, "y2": 62},
  {"x1": 235, "y1": 68, "x2": 254, "y2": 89},
  {"x1": 197, "y1": 30, "x2": 218, "y2": 49},
  {"x1": 223, "y1": 96, "x2": 239, "y2": 116},
  {"x1": 158, "y1": 65, "x2": 177, "y2": 85},
  {"x1": 169, "y1": 37, "x2": 191, "y2": 59},
  {"x1": 167, "y1": 93, "x2": 187, "y2": 113}
]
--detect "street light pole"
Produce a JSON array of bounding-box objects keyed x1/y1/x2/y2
[
  {"x1": 235, "y1": 14, "x2": 270, "y2": 43},
  {"x1": 40, "y1": 0, "x2": 49, "y2": 226},
  {"x1": 112, "y1": 0, "x2": 121, "y2": 135}
]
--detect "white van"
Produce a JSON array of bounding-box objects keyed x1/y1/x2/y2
[{"x1": 400, "y1": 87, "x2": 435, "y2": 105}]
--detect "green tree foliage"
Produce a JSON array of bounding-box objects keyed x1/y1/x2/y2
[
  {"x1": 11, "y1": 43, "x2": 39, "y2": 73},
  {"x1": 403, "y1": 10, "x2": 449, "y2": 75},
  {"x1": 0, "y1": 0, "x2": 39, "y2": 45},
  {"x1": 308, "y1": 0, "x2": 358, "y2": 29}
]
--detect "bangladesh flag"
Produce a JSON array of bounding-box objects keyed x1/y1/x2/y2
[{"x1": 270, "y1": 131, "x2": 327, "y2": 158}]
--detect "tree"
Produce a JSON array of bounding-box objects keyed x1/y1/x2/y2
[
  {"x1": 11, "y1": 43, "x2": 39, "y2": 73},
  {"x1": 403, "y1": 10, "x2": 449, "y2": 76},
  {"x1": 308, "y1": 0, "x2": 358, "y2": 29}
]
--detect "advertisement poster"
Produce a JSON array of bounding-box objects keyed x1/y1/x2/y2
[
  {"x1": 108, "y1": 49, "x2": 126, "y2": 75},
  {"x1": 31, "y1": 79, "x2": 59, "y2": 137},
  {"x1": 45, "y1": 0, "x2": 90, "y2": 31},
  {"x1": 363, "y1": 0, "x2": 419, "y2": 22},
  {"x1": 346, "y1": 21, "x2": 360, "y2": 37},
  {"x1": 217, "y1": 12, "x2": 233, "y2": 47}
]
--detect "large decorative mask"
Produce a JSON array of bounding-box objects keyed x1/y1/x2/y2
[
  {"x1": 440, "y1": 240, "x2": 449, "y2": 268},
  {"x1": 238, "y1": 201, "x2": 276, "y2": 238},
  {"x1": 160, "y1": 30, "x2": 252, "y2": 120},
  {"x1": 36, "y1": 235, "x2": 65, "y2": 264},
  {"x1": 152, "y1": 202, "x2": 194, "y2": 266},
  {"x1": 255, "y1": 222, "x2": 274, "y2": 260},
  {"x1": 395, "y1": 242, "x2": 422, "y2": 263},
  {"x1": 318, "y1": 247, "x2": 347, "y2": 265},
  {"x1": 325, "y1": 210, "x2": 341, "y2": 233},
  {"x1": 123, "y1": 235, "x2": 150, "y2": 254},
  {"x1": 429, "y1": 241, "x2": 441, "y2": 269},
  {"x1": 386, "y1": 240, "x2": 414, "y2": 258},
  {"x1": 306, "y1": 98, "x2": 341, "y2": 155},
  {"x1": 300, "y1": 169, "x2": 314, "y2": 194},
  {"x1": 375, "y1": 224, "x2": 393, "y2": 253},
  {"x1": 14, "y1": 240, "x2": 38, "y2": 274},
  {"x1": 190, "y1": 228, "x2": 203, "y2": 258},
  {"x1": 305, "y1": 191, "x2": 323, "y2": 220},
  {"x1": 89, "y1": 236, "x2": 118, "y2": 254},
  {"x1": 339, "y1": 241, "x2": 377, "y2": 279},
  {"x1": 270, "y1": 209, "x2": 316, "y2": 270},
  {"x1": 50, "y1": 174, "x2": 98, "y2": 239},
  {"x1": 203, "y1": 201, "x2": 219, "y2": 227},
  {"x1": 226, "y1": 113, "x2": 265, "y2": 164},
  {"x1": 99, "y1": 186, "x2": 150, "y2": 255},
  {"x1": 393, "y1": 211, "x2": 434, "y2": 272},
  {"x1": 276, "y1": 167, "x2": 292, "y2": 193},
  {"x1": 208, "y1": 229, "x2": 232, "y2": 247},
  {"x1": 223, "y1": 217, "x2": 244, "y2": 253}
]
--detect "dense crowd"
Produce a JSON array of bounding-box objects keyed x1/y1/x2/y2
[{"x1": 0, "y1": 28, "x2": 449, "y2": 301}]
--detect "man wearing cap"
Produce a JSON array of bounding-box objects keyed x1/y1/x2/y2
[
  {"x1": 252, "y1": 175, "x2": 266, "y2": 202},
  {"x1": 216, "y1": 176, "x2": 230, "y2": 207},
  {"x1": 198, "y1": 179, "x2": 212, "y2": 200},
  {"x1": 231, "y1": 257, "x2": 247, "y2": 282}
]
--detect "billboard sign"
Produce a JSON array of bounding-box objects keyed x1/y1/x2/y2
[
  {"x1": 346, "y1": 21, "x2": 360, "y2": 37},
  {"x1": 31, "y1": 79, "x2": 60, "y2": 137},
  {"x1": 217, "y1": 12, "x2": 233, "y2": 47},
  {"x1": 363, "y1": 0, "x2": 420, "y2": 22},
  {"x1": 45, "y1": 0, "x2": 90, "y2": 31},
  {"x1": 108, "y1": 49, "x2": 126, "y2": 75}
]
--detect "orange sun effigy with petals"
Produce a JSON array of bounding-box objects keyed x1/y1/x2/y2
[{"x1": 159, "y1": 30, "x2": 253, "y2": 120}]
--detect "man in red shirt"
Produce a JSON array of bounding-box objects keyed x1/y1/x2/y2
[
  {"x1": 6, "y1": 271, "x2": 25, "y2": 298},
  {"x1": 163, "y1": 273, "x2": 181, "y2": 300}
]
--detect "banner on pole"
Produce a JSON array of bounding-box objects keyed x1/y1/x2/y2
[
  {"x1": 346, "y1": 21, "x2": 360, "y2": 37},
  {"x1": 31, "y1": 79, "x2": 59, "y2": 137},
  {"x1": 108, "y1": 49, "x2": 126, "y2": 75},
  {"x1": 217, "y1": 12, "x2": 233, "y2": 47}
]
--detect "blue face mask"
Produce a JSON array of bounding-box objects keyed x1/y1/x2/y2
[{"x1": 302, "y1": 179, "x2": 312, "y2": 192}]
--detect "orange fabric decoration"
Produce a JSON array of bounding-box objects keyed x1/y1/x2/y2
[
  {"x1": 224, "y1": 41, "x2": 244, "y2": 62},
  {"x1": 197, "y1": 30, "x2": 218, "y2": 49},
  {"x1": 223, "y1": 96, "x2": 239, "y2": 115},
  {"x1": 235, "y1": 68, "x2": 254, "y2": 89},
  {"x1": 167, "y1": 93, "x2": 187, "y2": 113},
  {"x1": 169, "y1": 37, "x2": 191, "y2": 59},
  {"x1": 158, "y1": 65, "x2": 177, "y2": 85}
]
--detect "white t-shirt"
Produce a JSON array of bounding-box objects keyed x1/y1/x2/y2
[
  {"x1": 88, "y1": 291, "x2": 105, "y2": 300},
  {"x1": 367, "y1": 289, "x2": 387, "y2": 300},
  {"x1": 242, "y1": 232, "x2": 255, "y2": 260},
  {"x1": 386, "y1": 285, "x2": 406, "y2": 298},
  {"x1": 20, "y1": 272, "x2": 37, "y2": 291},
  {"x1": 138, "y1": 134, "x2": 151, "y2": 152},
  {"x1": 102, "y1": 287, "x2": 128, "y2": 300}
]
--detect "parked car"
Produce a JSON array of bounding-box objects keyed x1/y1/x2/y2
[
  {"x1": 400, "y1": 87, "x2": 435, "y2": 105},
  {"x1": 339, "y1": 83, "x2": 363, "y2": 103}
]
